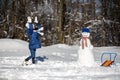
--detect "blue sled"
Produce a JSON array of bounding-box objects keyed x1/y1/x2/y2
[{"x1": 100, "y1": 52, "x2": 117, "y2": 65}]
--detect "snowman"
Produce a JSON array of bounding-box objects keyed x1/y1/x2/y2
[{"x1": 78, "y1": 28, "x2": 95, "y2": 67}]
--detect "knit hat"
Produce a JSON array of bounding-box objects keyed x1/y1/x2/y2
[
  {"x1": 82, "y1": 28, "x2": 90, "y2": 33},
  {"x1": 82, "y1": 28, "x2": 90, "y2": 37}
]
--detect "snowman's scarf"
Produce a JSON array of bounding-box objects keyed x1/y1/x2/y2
[{"x1": 82, "y1": 37, "x2": 88, "y2": 49}]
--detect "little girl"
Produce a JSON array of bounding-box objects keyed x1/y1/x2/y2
[{"x1": 23, "y1": 16, "x2": 41, "y2": 65}]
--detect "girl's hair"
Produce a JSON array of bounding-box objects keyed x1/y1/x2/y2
[{"x1": 33, "y1": 27, "x2": 38, "y2": 30}]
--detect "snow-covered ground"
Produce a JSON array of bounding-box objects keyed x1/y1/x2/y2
[{"x1": 0, "y1": 39, "x2": 120, "y2": 80}]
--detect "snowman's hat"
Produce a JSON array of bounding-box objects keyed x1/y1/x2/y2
[
  {"x1": 82, "y1": 28, "x2": 90, "y2": 33},
  {"x1": 34, "y1": 16, "x2": 38, "y2": 23}
]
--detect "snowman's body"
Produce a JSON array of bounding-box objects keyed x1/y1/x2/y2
[{"x1": 78, "y1": 28, "x2": 95, "y2": 67}]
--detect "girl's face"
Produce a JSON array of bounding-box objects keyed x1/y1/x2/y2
[
  {"x1": 27, "y1": 18, "x2": 32, "y2": 23},
  {"x1": 27, "y1": 16, "x2": 32, "y2": 23},
  {"x1": 82, "y1": 32, "x2": 90, "y2": 37}
]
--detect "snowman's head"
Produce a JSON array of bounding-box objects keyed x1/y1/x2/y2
[
  {"x1": 82, "y1": 28, "x2": 90, "y2": 37},
  {"x1": 27, "y1": 16, "x2": 32, "y2": 23}
]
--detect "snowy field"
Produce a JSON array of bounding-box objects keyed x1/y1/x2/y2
[{"x1": 0, "y1": 39, "x2": 120, "y2": 80}]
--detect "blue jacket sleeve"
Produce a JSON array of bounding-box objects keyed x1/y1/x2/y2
[
  {"x1": 25, "y1": 28, "x2": 33, "y2": 36},
  {"x1": 25, "y1": 23, "x2": 33, "y2": 36},
  {"x1": 36, "y1": 23, "x2": 41, "y2": 29}
]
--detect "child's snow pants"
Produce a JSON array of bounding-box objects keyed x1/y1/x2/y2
[{"x1": 25, "y1": 49, "x2": 36, "y2": 64}]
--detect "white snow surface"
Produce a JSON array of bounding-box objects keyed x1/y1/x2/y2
[{"x1": 0, "y1": 39, "x2": 120, "y2": 80}]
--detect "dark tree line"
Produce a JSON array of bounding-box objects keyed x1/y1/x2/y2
[{"x1": 0, "y1": 0, "x2": 120, "y2": 46}]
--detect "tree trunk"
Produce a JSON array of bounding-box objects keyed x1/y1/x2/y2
[{"x1": 58, "y1": 0, "x2": 64, "y2": 43}]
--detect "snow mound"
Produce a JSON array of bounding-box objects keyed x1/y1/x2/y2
[
  {"x1": 0, "y1": 39, "x2": 120, "y2": 80},
  {"x1": 0, "y1": 39, "x2": 28, "y2": 50}
]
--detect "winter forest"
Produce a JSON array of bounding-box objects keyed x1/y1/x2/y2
[{"x1": 0, "y1": 0, "x2": 120, "y2": 47}]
